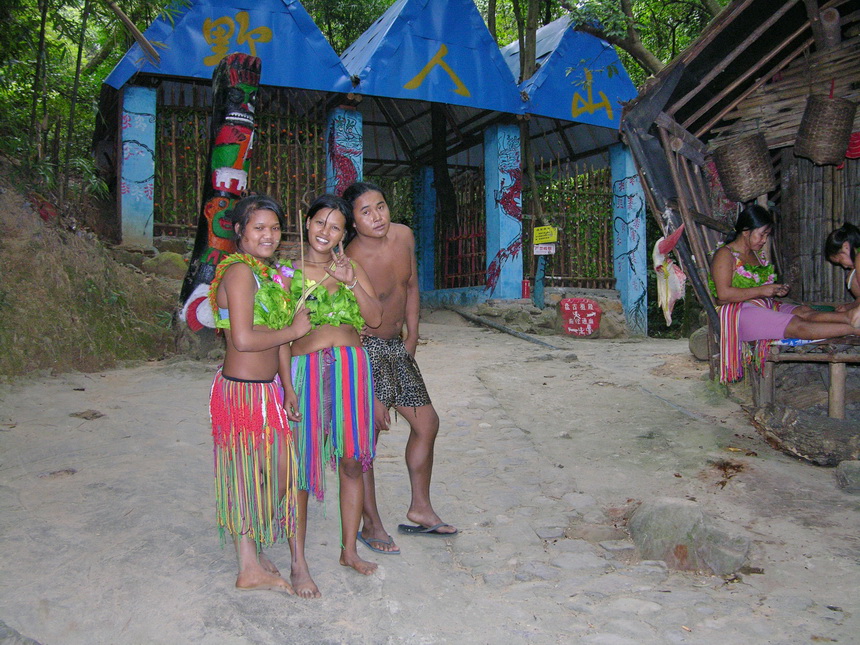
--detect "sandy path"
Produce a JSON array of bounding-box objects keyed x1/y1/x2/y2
[{"x1": 1, "y1": 316, "x2": 858, "y2": 644}]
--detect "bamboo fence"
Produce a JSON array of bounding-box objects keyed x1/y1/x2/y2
[
  {"x1": 154, "y1": 82, "x2": 326, "y2": 245},
  {"x1": 435, "y1": 169, "x2": 485, "y2": 289},
  {"x1": 531, "y1": 159, "x2": 614, "y2": 289}
]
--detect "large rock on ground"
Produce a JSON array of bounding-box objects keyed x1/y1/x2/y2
[
  {"x1": 835, "y1": 460, "x2": 860, "y2": 493},
  {"x1": 688, "y1": 326, "x2": 710, "y2": 361},
  {"x1": 142, "y1": 252, "x2": 187, "y2": 280},
  {"x1": 628, "y1": 498, "x2": 750, "y2": 575}
]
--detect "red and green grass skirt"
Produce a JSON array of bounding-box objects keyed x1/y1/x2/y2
[{"x1": 210, "y1": 370, "x2": 297, "y2": 548}]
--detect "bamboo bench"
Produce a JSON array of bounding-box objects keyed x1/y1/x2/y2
[{"x1": 756, "y1": 337, "x2": 860, "y2": 419}]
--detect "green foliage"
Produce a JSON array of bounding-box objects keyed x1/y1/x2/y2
[
  {"x1": 367, "y1": 175, "x2": 414, "y2": 227},
  {"x1": 0, "y1": 0, "x2": 181, "y2": 197},
  {"x1": 566, "y1": 0, "x2": 728, "y2": 85},
  {"x1": 304, "y1": 0, "x2": 399, "y2": 54}
]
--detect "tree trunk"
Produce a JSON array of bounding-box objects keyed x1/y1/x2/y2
[
  {"x1": 61, "y1": 0, "x2": 92, "y2": 205},
  {"x1": 487, "y1": 0, "x2": 497, "y2": 42},
  {"x1": 29, "y1": 0, "x2": 49, "y2": 160},
  {"x1": 521, "y1": 0, "x2": 544, "y2": 221},
  {"x1": 750, "y1": 405, "x2": 860, "y2": 466},
  {"x1": 511, "y1": 0, "x2": 525, "y2": 82}
]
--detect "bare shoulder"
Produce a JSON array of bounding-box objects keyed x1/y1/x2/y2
[
  {"x1": 222, "y1": 261, "x2": 253, "y2": 284},
  {"x1": 389, "y1": 223, "x2": 415, "y2": 249},
  {"x1": 710, "y1": 246, "x2": 732, "y2": 266}
]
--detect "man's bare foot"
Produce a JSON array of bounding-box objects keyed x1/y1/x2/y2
[
  {"x1": 290, "y1": 568, "x2": 321, "y2": 599},
  {"x1": 359, "y1": 526, "x2": 400, "y2": 554},
  {"x1": 339, "y1": 550, "x2": 378, "y2": 575},
  {"x1": 405, "y1": 510, "x2": 457, "y2": 534},
  {"x1": 235, "y1": 570, "x2": 295, "y2": 594},
  {"x1": 258, "y1": 551, "x2": 280, "y2": 576}
]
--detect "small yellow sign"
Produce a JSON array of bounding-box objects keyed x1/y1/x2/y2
[{"x1": 533, "y1": 226, "x2": 558, "y2": 244}]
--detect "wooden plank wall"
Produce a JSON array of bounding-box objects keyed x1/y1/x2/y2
[{"x1": 781, "y1": 153, "x2": 859, "y2": 303}]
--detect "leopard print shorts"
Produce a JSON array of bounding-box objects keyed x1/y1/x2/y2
[{"x1": 362, "y1": 336, "x2": 431, "y2": 409}]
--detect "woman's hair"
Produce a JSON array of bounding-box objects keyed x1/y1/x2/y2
[
  {"x1": 342, "y1": 181, "x2": 388, "y2": 211},
  {"x1": 726, "y1": 204, "x2": 774, "y2": 243},
  {"x1": 229, "y1": 194, "x2": 285, "y2": 239},
  {"x1": 824, "y1": 222, "x2": 860, "y2": 263},
  {"x1": 305, "y1": 193, "x2": 355, "y2": 244}
]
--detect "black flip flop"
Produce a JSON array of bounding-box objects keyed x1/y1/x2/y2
[{"x1": 397, "y1": 523, "x2": 458, "y2": 536}]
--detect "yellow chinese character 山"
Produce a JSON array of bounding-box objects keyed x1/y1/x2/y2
[{"x1": 571, "y1": 70, "x2": 613, "y2": 121}]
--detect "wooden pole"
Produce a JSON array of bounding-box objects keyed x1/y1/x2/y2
[{"x1": 828, "y1": 362, "x2": 847, "y2": 419}]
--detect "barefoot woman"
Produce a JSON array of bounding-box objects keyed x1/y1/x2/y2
[
  {"x1": 710, "y1": 204, "x2": 860, "y2": 382},
  {"x1": 278, "y1": 194, "x2": 383, "y2": 596},
  {"x1": 208, "y1": 195, "x2": 311, "y2": 592}
]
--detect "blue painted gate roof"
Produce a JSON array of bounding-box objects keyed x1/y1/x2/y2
[
  {"x1": 341, "y1": 0, "x2": 522, "y2": 113},
  {"x1": 104, "y1": 0, "x2": 351, "y2": 92},
  {"x1": 501, "y1": 16, "x2": 637, "y2": 129}
]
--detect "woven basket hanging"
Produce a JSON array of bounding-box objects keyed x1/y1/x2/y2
[
  {"x1": 712, "y1": 133, "x2": 775, "y2": 203},
  {"x1": 795, "y1": 94, "x2": 858, "y2": 165}
]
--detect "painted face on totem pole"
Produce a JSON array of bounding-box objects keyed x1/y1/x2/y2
[
  {"x1": 204, "y1": 196, "x2": 236, "y2": 263},
  {"x1": 224, "y1": 84, "x2": 257, "y2": 128},
  {"x1": 180, "y1": 53, "x2": 262, "y2": 306}
]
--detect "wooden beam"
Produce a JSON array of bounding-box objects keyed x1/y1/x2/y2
[
  {"x1": 767, "y1": 353, "x2": 860, "y2": 363},
  {"x1": 551, "y1": 118, "x2": 576, "y2": 159},
  {"x1": 669, "y1": 0, "x2": 801, "y2": 116},
  {"x1": 667, "y1": 199, "x2": 733, "y2": 234},
  {"x1": 655, "y1": 112, "x2": 707, "y2": 165},
  {"x1": 376, "y1": 98, "x2": 416, "y2": 163},
  {"x1": 689, "y1": 33, "x2": 814, "y2": 138},
  {"x1": 443, "y1": 104, "x2": 466, "y2": 145},
  {"x1": 803, "y1": 0, "x2": 828, "y2": 47},
  {"x1": 829, "y1": 362, "x2": 847, "y2": 419}
]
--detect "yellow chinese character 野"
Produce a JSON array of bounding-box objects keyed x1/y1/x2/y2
[{"x1": 203, "y1": 12, "x2": 272, "y2": 66}]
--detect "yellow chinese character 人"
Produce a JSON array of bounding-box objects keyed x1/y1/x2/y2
[
  {"x1": 203, "y1": 16, "x2": 235, "y2": 66},
  {"x1": 404, "y1": 44, "x2": 470, "y2": 97}
]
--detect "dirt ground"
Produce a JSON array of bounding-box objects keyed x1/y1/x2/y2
[{"x1": 1, "y1": 312, "x2": 858, "y2": 644}]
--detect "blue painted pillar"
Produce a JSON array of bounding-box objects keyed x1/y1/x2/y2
[
  {"x1": 484, "y1": 124, "x2": 522, "y2": 299},
  {"x1": 325, "y1": 106, "x2": 363, "y2": 196},
  {"x1": 610, "y1": 143, "x2": 648, "y2": 336},
  {"x1": 119, "y1": 86, "x2": 156, "y2": 248},
  {"x1": 413, "y1": 166, "x2": 436, "y2": 292}
]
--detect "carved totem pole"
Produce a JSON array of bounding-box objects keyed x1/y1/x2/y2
[{"x1": 180, "y1": 53, "x2": 261, "y2": 331}]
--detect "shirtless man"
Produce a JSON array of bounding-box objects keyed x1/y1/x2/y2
[{"x1": 344, "y1": 182, "x2": 457, "y2": 553}]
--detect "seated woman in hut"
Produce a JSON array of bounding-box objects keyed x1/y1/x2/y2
[
  {"x1": 709, "y1": 204, "x2": 860, "y2": 383},
  {"x1": 825, "y1": 222, "x2": 860, "y2": 313}
]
